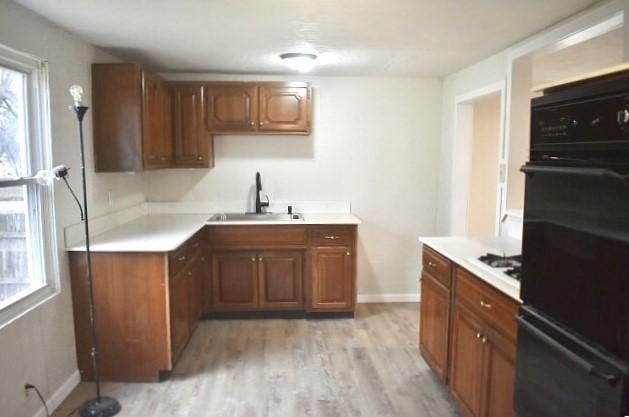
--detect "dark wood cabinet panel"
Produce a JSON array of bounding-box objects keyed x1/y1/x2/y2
[
  {"x1": 142, "y1": 71, "x2": 172, "y2": 169},
  {"x1": 258, "y1": 251, "x2": 304, "y2": 309},
  {"x1": 172, "y1": 83, "x2": 213, "y2": 168},
  {"x1": 206, "y1": 83, "x2": 257, "y2": 132},
  {"x1": 450, "y1": 302, "x2": 486, "y2": 417},
  {"x1": 419, "y1": 273, "x2": 450, "y2": 382},
  {"x1": 482, "y1": 328, "x2": 517, "y2": 417},
  {"x1": 170, "y1": 267, "x2": 191, "y2": 363},
  {"x1": 92, "y1": 63, "x2": 144, "y2": 172},
  {"x1": 310, "y1": 246, "x2": 354, "y2": 311},
  {"x1": 211, "y1": 251, "x2": 259, "y2": 310},
  {"x1": 259, "y1": 84, "x2": 310, "y2": 133}
]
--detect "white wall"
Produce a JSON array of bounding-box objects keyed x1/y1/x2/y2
[
  {"x1": 147, "y1": 74, "x2": 442, "y2": 296},
  {"x1": 438, "y1": 52, "x2": 508, "y2": 235},
  {"x1": 0, "y1": 2, "x2": 145, "y2": 416}
]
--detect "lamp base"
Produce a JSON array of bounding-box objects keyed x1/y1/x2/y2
[{"x1": 79, "y1": 396, "x2": 121, "y2": 417}]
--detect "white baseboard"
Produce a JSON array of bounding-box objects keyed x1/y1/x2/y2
[
  {"x1": 357, "y1": 293, "x2": 420, "y2": 303},
  {"x1": 33, "y1": 370, "x2": 80, "y2": 417}
]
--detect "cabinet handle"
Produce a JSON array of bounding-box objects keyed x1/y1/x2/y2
[
  {"x1": 480, "y1": 300, "x2": 492, "y2": 309},
  {"x1": 324, "y1": 235, "x2": 339, "y2": 240},
  {"x1": 178, "y1": 255, "x2": 186, "y2": 262},
  {"x1": 160, "y1": 156, "x2": 168, "y2": 161},
  {"x1": 427, "y1": 261, "x2": 437, "y2": 268},
  {"x1": 192, "y1": 242, "x2": 200, "y2": 248}
]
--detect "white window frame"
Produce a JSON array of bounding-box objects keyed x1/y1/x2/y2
[{"x1": 0, "y1": 42, "x2": 59, "y2": 329}]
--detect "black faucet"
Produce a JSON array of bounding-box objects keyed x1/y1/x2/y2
[{"x1": 255, "y1": 172, "x2": 269, "y2": 214}]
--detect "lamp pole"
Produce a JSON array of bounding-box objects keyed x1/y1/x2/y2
[{"x1": 68, "y1": 85, "x2": 121, "y2": 417}]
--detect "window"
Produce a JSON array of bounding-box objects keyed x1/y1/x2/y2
[{"x1": 0, "y1": 43, "x2": 57, "y2": 325}]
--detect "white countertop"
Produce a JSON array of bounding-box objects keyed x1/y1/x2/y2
[
  {"x1": 419, "y1": 236, "x2": 522, "y2": 302},
  {"x1": 66, "y1": 213, "x2": 361, "y2": 252}
]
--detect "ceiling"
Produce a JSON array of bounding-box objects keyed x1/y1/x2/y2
[{"x1": 15, "y1": 0, "x2": 602, "y2": 76}]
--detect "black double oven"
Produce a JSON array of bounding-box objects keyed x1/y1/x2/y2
[{"x1": 515, "y1": 76, "x2": 629, "y2": 417}]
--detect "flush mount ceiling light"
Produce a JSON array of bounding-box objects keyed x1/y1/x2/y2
[{"x1": 280, "y1": 52, "x2": 318, "y2": 73}]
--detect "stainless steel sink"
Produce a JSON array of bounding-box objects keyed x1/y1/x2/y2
[{"x1": 208, "y1": 213, "x2": 304, "y2": 222}]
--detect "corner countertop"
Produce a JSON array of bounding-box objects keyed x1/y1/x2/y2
[
  {"x1": 419, "y1": 236, "x2": 522, "y2": 302},
  {"x1": 66, "y1": 213, "x2": 362, "y2": 253}
]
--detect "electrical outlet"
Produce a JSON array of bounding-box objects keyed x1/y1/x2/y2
[{"x1": 107, "y1": 190, "x2": 114, "y2": 208}]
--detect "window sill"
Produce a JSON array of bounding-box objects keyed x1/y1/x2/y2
[{"x1": 0, "y1": 284, "x2": 60, "y2": 331}]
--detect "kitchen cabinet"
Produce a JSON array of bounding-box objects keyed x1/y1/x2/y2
[
  {"x1": 310, "y1": 246, "x2": 354, "y2": 311},
  {"x1": 258, "y1": 84, "x2": 310, "y2": 133},
  {"x1": 211, "y1": 251, "x2": 259, "y2": 310},
  {"x1": 258, "y1": 251, "x2": 304, "y2": 309},
  {"x1": 69, "y1": 232, "x2": 208, "y2": 381},
  {"x1": 206, "y1": 82, "x2": 312, "y2": 134},
  {"x1": 206, "y1": 225, "x2": 356, "y2": 313},
  {"x1": 206, "y1": 83, "x2": 257, "y2": 132},
  {"x1": 142, "y1": 71, "x2": 173, "y2": 169},
  {"x1": 93, "y1": 63, "x2": 172, "y2": 172},
  {"x1": 211, "y1": 250, "x2": 304, "y2": 310},
  {"x1": 419, "y1": 273, "x2": 450, "y2": 382},
  {"x1": 419, "y1": 246, "x2": 519, "y2": 417},
  {"x1": 171, "y1": 83, "x2": 214, "y2": 168}
]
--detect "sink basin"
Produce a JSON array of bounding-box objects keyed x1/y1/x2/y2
[{"x1": 208, "y1": 213, "x2": 304, "y2": 222}]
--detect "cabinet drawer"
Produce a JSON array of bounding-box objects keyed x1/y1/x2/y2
[
  {"x1": 208, "y1": 226, "x2": 307, "y2": 247},
  {"x1": 310, "y1": 227, "x2": 355, "y2": 246},
  {"x1": 455, "y1": 267, "x2": 519, "y2": 340},
  {"x1": 422, "y1": 246, "x2": 452, "y2": 288},
  {"x1": 170, "y1": 237, "x2": 202, "y2": 277}
]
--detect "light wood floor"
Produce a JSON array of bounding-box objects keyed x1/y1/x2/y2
[{"x1": 53, "y1": 303, "x2": 461, "y2": 417}]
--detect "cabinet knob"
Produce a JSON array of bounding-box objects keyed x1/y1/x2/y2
[
  {"x1": 324, "y1": 235, "x2": 339, "y2": 240},
  {"x1": 258, "y1": 257, "x2": 263, "y2": 262},
  {"x1": 251, "y1": 257, "x2": 256, "y2": 262},
  {"x1": 160, "y1": 156, "x2": 168, "y2": 161},
  {"x1": 480, "y1": 300, "x2": 492, "y2": 309},
  {"x1": 178, "y1": 255, "x2": 186, "y2": 262},
  {"x1": 481, "y1": 337, "x2": 487, "y2": 344},
  {"x1": 197, "y1": 156, "x2": 203, "y2": 161},
  {"x1": 346, "y1": 252, "x2": 351, "y2": 256},
  {"x1": 427, "y1": 261, "x2": 437, "y2": 268},
  {"x1": 250, "y1": 121, "x2": 255, "y2": 126},
  {"x1": 476, "y1": 332, "x2": 482, "y2": 339},
  {"x1": 259, "y1": 121, "x2": 264, "y2": 127},
  {"x1": 187, "y1": 271, "x2": 192, "y2": 276}
]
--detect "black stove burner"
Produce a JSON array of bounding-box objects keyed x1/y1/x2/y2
[
  {"x1": 478, "y1": 253, "x2": 522, "y2": 269},
  {"x1": 504, "y1": 266, "x2": 521, "y2": 281}
]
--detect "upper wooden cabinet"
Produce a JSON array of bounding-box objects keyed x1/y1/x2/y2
[
  {"x1": 92, "y1": 63, "x2": 214, "y2": 172},
  {"x1": 206, "y1": 83, "x2": 257, "y2": 132},
  {"x1": 171, "y1": 83, "x2": 213, "y2": 168},
  {"x1": 206, "y1": 82, "x2": 312, "y2": 135},
  {"x1": 142, "y1": 71, "x2": 173, "y2": 169}
]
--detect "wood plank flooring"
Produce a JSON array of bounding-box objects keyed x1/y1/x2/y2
[{"x1": 53, "y1": 303, "x2": 461, "y2": 417}]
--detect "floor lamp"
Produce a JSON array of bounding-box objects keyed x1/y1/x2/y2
[{"x1": 67, "y1": 85, "x2": 121, "y2": 417}]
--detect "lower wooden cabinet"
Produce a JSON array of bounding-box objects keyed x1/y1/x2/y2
[
  {"x1": 211, "y1": 250, "x2": 305, "y2": 311},
  {"x1": 258, "y1": 251, "x2": 304, "y2": 309},
  {"x1": 419, "y1": 245, "x2": 519, "y2": 417},
  {"x1": 419, "y1": 272, "x2": 451, "y2": 382},
  {"x1": 310, "y1": 246, "x2": 355, "y2": 311}
]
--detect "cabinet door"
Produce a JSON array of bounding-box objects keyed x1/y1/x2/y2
[
  {"x1": 258, "y1": 85, "x2": 310, "y2": 133},
  {"x1": 206, "y1": 83, "x2": 257, "y2": 132},
  {"x1": 172, "y1": 84, "x2": 211, "y2": 167},
  {"x1": 419, "y1": 273, "x2": 450, "y2": 382},
  {"x1": 310, "y1": 247, "x2": 354, "y2": 311},
  {"x1": 170, "y1": 271, "x2": 190, "y2": 362},
  {"x1": 187, "y1": 258, "x2": 204, "y2": 327},
  {"x1": 450, "y1": 302, "x2": 485, "y2": 417},
  {"x1": 211, "y1": 251, "x2": 258, "y2": 310},
  {"x1": 142, "y1": 71, "x2": 172, "y2": 169},
  {"x1": 258, "y1": 251, "x2": 303, "y2": 309},
  {"x1": 481, "y1": 329, "x2": 516, "y2": 417}
]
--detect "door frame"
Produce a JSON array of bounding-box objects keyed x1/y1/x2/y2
[{"x1": 453, "y1": 80, "x2": 507, "y2": 236}]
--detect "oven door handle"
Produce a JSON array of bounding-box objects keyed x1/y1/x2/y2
[
  {"x1": 520, "y1": 164, "x2": 629, "y2": 183},
  {"x1": 515, "y1": 315, "x2": 620, "y2": 384}
]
